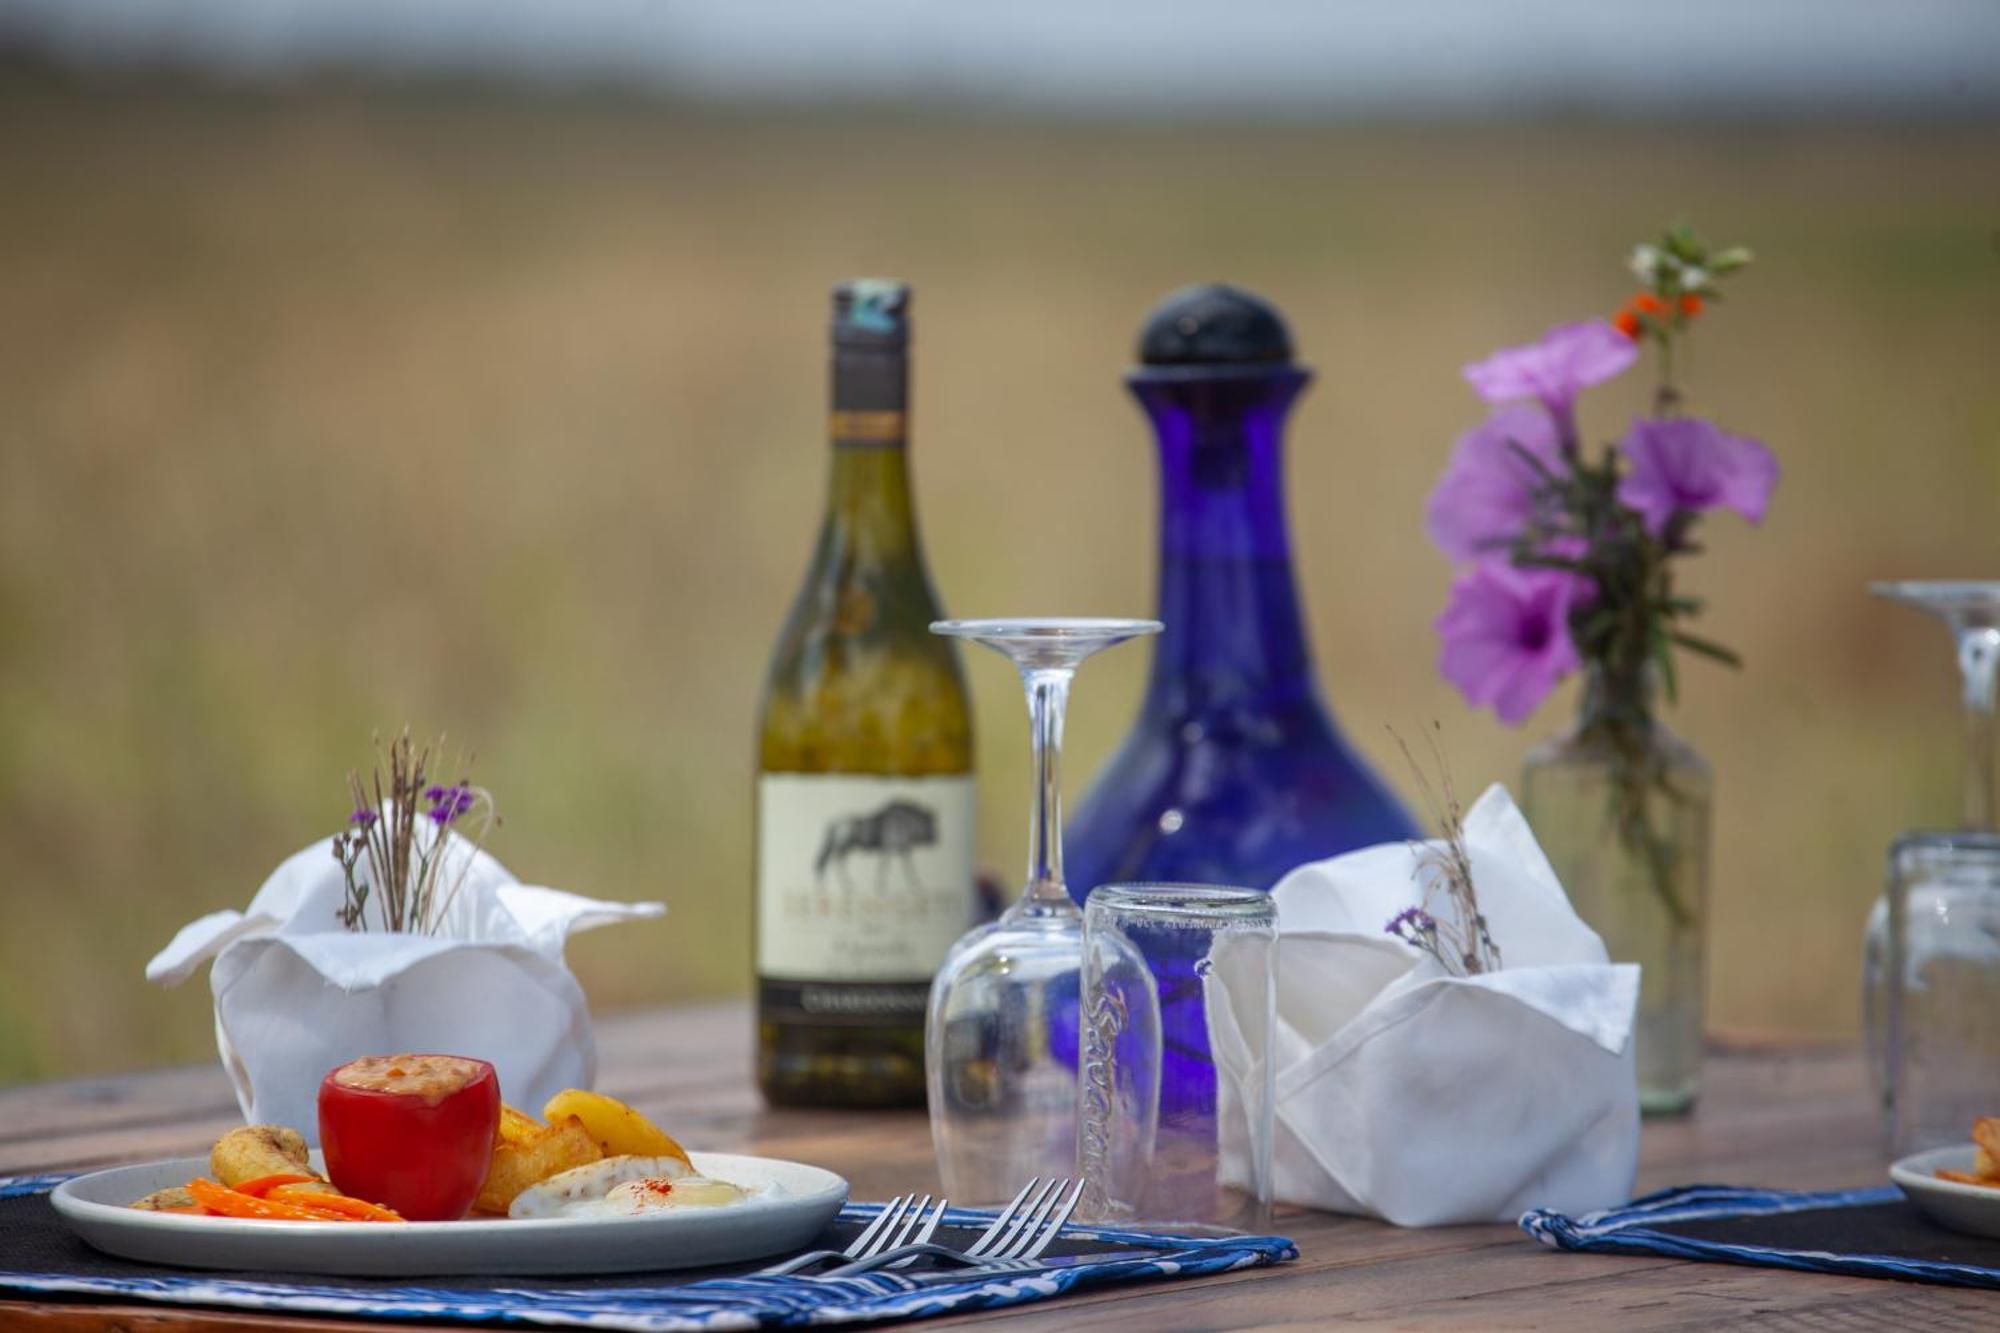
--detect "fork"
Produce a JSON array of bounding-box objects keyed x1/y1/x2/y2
[
  {"x1": 822, "y1": 1176, "x2": 1084, "y2": 1279},
  {"x1": 754, "y1": 1192, "x2": 947, "y2": 1277}
]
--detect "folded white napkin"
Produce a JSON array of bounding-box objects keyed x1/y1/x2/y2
[
  {"x1": 1212, "y1": 784, "x2": 1639, "y2": 1226},
  {"x1": 148, "y1": 827, "x2": 664, "y2": 1140}
]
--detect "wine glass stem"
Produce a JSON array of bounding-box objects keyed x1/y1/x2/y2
[
  {"x1": 1960, "y1": 625, "x2": 2000, "y2": 832},
  {"x1": 1022, "y1": 666, "x2": 1074, "y2": 908}
]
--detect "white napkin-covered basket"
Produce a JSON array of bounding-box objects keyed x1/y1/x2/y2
[
  {"x1": 1213, "y1": 784, "x2": 1640, "y2": 1227},
  {"x1": 147, "y1": 829, "x2": 663, "y2": 1141}
]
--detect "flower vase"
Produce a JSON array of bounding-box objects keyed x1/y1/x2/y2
[{"x1": 1520, "y1": 669, "x2": 1712, "y2": 1114}]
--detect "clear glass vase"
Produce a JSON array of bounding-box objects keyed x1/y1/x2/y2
[{"x1": 1521, "y1": 669, "x2": 1713, "y2": 1115}]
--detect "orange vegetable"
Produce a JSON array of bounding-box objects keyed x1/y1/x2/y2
[
  {"x1": 288, "y1": 1192, "x2": 403, "y2": 1222},
  {"x1": 233, "y1": 1172, "x2": 321, "y2": 1198},
  {"x1": 186, "y1": 1176, "x2": 403, "y2": 1223}
]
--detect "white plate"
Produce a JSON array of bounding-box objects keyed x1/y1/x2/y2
[
  {"x1": 51, "y1": 1151, "x2": 848, "y2": 1276},
  {"x1": 1890, "y1": 1144, "x2": 2000, "y2": 1239}
]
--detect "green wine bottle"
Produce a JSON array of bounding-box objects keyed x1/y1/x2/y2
[{"x1": 754, "y1": 280, "x2": 975, "y2": 1108}]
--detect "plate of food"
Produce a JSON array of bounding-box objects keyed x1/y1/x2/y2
[
  {"x1": 1889, "y1": 1117, "x2": 2000, "y2": 1240},
  {"x1": 50, "y1": 1053, "x2": 848, "y2": 1276}
]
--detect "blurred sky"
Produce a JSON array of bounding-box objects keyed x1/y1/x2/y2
[{"x1": 4, "y1": 0, "x2": 1999, "y2": 117}]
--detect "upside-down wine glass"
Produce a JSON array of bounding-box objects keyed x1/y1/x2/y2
[
  {"x1": 926, "y1": 617, "x2": 1162, "y2": 1205},
  {"x1": 1864, "y1": 581, "x2": 2000, "y2": 1154}
]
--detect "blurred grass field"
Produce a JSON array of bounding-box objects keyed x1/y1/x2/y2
[{"x1": 2, "y1": 68, "x2": 1997, "y2": 1084}]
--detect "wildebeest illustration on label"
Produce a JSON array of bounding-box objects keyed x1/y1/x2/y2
[{"x1": 815, "y1": 798, "x2": 937, "y2": 893}]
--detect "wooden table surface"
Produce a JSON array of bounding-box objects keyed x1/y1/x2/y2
[{"x1": 0, "y1": 1003, "x2": 1982, "y2": 1331}]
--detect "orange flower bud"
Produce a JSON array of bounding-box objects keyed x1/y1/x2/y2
[
  {"x1": 1679, "y1": 293, "x2": 1704, "y2": 318},
  {"x1": 1633, "y1": 292, "x2": 1666, "y2": 316},
  {"x1": 1613, "y1": 308, "x2": 1642, "y2": 340}
]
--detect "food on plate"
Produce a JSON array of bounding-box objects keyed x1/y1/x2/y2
[
  {"x1": 1935, "y1": 1117, "x2": 2000, "y2": 1189},
  {"x1": 506, "y1": 1154, "x2": 751, "y2": 1219},
  {"x1": 474, "y1": 1112, "x2": 602, "y2": 1214},
  {"x1": 185, "y1": 1175, "x2": 402, "y2": 1221},
  {"x1": 119, "y1": 1067, "x2": 748, "y2": 1226},
  {"x1": 319, "y1": 1053, "x2": 501, "y2": 1221},
  {"x1": 210, "y1": 1125, "x2": 335, "y2": 1197},
  {"x1": 129, "y1": 1164, "x2": 402, "y2": 1221},
  {"x1": 130, "y1": 1185, "x2": 198, "y2": 1211},
  {"x1": 541, "y1": 1088, "x2": 692, "y2": 1167}
]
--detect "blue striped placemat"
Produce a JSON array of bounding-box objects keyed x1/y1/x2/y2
[
  {"x1": 0, "y1": 1173, "x2": 1296, "y2": 1330},
  {"x1": 1522, "y1": 1183, "x2": 2000, "y2": 1290}
]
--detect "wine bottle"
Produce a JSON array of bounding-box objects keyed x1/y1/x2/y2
[
  {"x1": 755, "y1": 280, "x2": 975, "y2": 1109},
  {"x1": 1066, "y1": 283, "x2": 1417, "y2": 900}
]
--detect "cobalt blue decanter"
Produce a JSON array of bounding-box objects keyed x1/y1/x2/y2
[{"x1": 1066, "y1": 284, "x2": 1417, "y2": 900}]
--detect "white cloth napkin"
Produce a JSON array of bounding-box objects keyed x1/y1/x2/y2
[
  {"x1": 1213, "y1": 783, "x2": 1639, "y2": 1226},
  {"x1": 147, "y1": 827, "x2": 664, "y2": 1140}
]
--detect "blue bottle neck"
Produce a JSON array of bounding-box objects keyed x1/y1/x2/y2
[{"x1": 1128, "y1": 366, "x2": 1322, "y2": 718}]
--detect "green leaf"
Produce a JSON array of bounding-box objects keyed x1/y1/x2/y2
[
  {"x1": 1650, "y1": 622, "x2": 1680, "y2": 705},
  {"x1": 1670, "y1": 630, "x2": 1744, "y2": 668}
]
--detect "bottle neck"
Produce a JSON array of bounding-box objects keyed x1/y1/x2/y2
[
  {"x1": 823, "y1": 343, "x2": 916, "y2": 560},
  {"x1": 1129, "y1": 368, "x2": 1318, "y2": 715}
]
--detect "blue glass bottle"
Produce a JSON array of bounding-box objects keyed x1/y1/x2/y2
[{"x1": 1067, "y1": 284, "x2": 1418, "y2": 901}]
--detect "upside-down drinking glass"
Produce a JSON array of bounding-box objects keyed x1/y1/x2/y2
[
  {"x1": 925, "y1": 618, "x2": 1161, "y2": 1205},
  {"x1": 1864, "y1": 582, "x2": 2000, "y2": 1155},
  {"x1": 1078, "y1": 884, "x2": 1276, "y2": 1234}
]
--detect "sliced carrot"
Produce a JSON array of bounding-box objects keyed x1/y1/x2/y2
[
  {"x1": 186, "y1": 1175, "x2": 402, "y2": 1223},
  {"x1": 188, "y1": 1177, "x2": 331, "y2": 1221},
  {"x1": 285, "y1": 1192, "x2": 403, "y2": 1222},
  {"x1": 233, "y1": 1172, "x2": 321, "y2": 1198}
]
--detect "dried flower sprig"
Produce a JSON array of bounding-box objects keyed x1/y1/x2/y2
[
  {"x1": 1384, "y1": 724, "x2": 1501, "y2": 978},
  {"x1": 332, "y1": 730, "x2": 498, "y2": 935}
]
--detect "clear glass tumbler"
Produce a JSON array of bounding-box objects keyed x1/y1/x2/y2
[
  {"x1": 1077, "y1": 884, "x2": 1276, "y2": 1234},
  {"x1": 1865, "y1": 581, "x2": 2000, "y2": 1153},
  {"x1": 1882, "y1": 832, "x2": 2000, "y2": 1155}
]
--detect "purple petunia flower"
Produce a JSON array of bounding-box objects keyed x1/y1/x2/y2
[
  {"x1": 1462, "y1": 320, "x2": 1639, "y2": 432},
  {"x1": 1436, "y1": 561, "x2": 1592, "y2": 725},
  {"x1": 1424, "y1": 402, "x2": 1564, "y2": 562},
  {"x1": 1616, "y1": 416, "x2": 1779, "y2": 536}
]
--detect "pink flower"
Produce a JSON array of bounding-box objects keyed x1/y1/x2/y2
[
  {"x1": 1462, "y1": 320, "x2": 1639, "y2": 421},
  {"x1": 1436, "y1": 562, "x2": 1591, "y2": 724},
  {"x1": 1616, "y1": 416, "x2": 1779, "y2": 535},
  {"x1": 1424, "y1": 403, "x2": 1563, "y2": 562}
]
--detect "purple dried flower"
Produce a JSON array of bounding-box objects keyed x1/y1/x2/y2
[
  {"x1": 349, "y1": 808, "x2": 378, "y2": 828},
  {"x1": 1616, "y1": 415, "x2": 1778, "y2": 536},
  {"x1": 427, "y1": 783, "x2": 476, "y2": 826},
  {"x1": 1386, "y1": 906, "x2": 1439, "y2": 940}
]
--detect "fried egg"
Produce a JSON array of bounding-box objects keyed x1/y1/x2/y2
[{"x1": 507, "y1": 1154, "x2": 760, "y2": 1220}]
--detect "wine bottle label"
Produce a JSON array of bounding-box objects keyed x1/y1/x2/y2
[{"x1": 756, "y1": 773, "x2": 976, "y2": 991}]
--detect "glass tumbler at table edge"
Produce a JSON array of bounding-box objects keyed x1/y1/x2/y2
[
  {"x1": 924, "y1": 617, "x2": 1161, "y2": 1206},
  {"x1": 1864, "y1": 581, "x2": 2000, "y2": 1155},
  {"x1": 1078, "y1": 883, "x2": 1276, "y2": 1235}
]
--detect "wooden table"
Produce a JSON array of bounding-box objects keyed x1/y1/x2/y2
[{"x1": 0, "y1": 1003, "x2": 1981, "y2": 1330}]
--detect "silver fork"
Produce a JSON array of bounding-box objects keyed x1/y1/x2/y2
[
  {"x1": 823, "y1": 1177, "x2": 1084, "y2": 1279},
  {"x1": 755, "y1": 1192, "x2": 947, "y2": 1277}
]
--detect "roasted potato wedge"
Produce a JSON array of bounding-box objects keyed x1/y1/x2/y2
[
  {"x1": 496, "y1": 1103, "x2": 544, "y2": 1148},
  {"x1": 1972, "y1": 1117, "x2": 2000, "y2": 1165},
  {"x1": 1937, "y1": 1168, "x2": 2000, "y2": 1188},
  {"x1": 210, "y1": 1125, "x2": 334, "y2": 1196},
  {"x1": 472, "y1": 1116, "x2": 602, "y2": 1215},
  {"x1": 131, "y1": 1185, "x2": 197, "y2": 1211},
  {"x1": 541, "y1": 1089, "x2": 690, "y2": 1168},
  {"x1": 1977, "y1": 1146, "x2": 1999, "y2": 1179}
]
